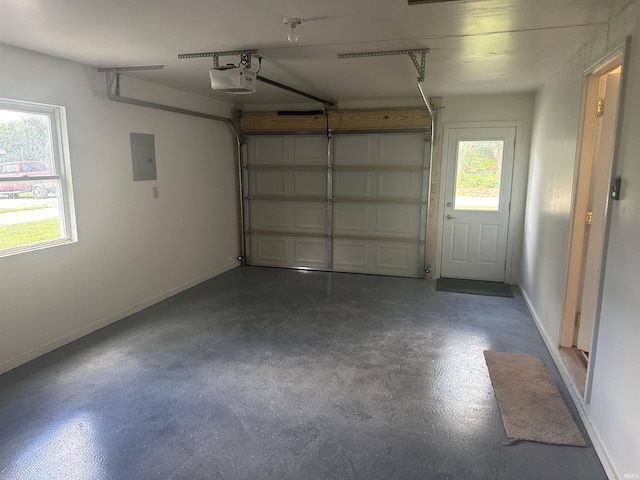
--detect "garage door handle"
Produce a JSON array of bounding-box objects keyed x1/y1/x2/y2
[{"x1": 446, "y1": 214, "x2": 456, "y2": 220}]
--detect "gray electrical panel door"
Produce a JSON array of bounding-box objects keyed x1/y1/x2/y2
[{"x1": 130, "y1": 133, "x2": 157, "y2": 181}]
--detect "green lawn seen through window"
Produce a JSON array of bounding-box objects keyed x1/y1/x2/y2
[
  {"x1": 456, "y1": 150, "x2": 501, "y2": 198},
  {"x1": 0, "y1": 218, "x2": 61, "y2": 250}
]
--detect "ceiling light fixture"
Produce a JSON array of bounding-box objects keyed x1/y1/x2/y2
[{"x1": 284, "y1": 18, "x2": 303, "y2": 43}]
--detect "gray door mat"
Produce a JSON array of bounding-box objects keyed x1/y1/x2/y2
[{"x1": 436, "y1": 277, "x2": 514, "y2": 297}]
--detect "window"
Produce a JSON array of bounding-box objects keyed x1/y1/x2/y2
[
  {"x1": 454, "y1": 139, "x2": 504, "y2": 211},
  {"x1": 0, "y1": 98, "x2": 76, "y2": 256}
]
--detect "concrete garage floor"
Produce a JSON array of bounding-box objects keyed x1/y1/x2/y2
[{"x1": 0, "y1": 267, "x2": 605, "y2": 479}]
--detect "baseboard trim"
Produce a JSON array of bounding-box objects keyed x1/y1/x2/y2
[
  {"x1": 0, "y1": 262, "x2": 239, "y2": 375},
  {"x1": 518, "y1": 283, "x2": 617, "y2": 480}
]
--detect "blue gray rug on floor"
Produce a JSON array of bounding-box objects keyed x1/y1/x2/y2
[{"x1": 436, "y1": 277, "x2": 514, "y2": 297}]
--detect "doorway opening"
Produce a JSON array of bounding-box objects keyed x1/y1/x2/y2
[{"x1": 560, "y1": 45, "x2": 625, "y2": 399}]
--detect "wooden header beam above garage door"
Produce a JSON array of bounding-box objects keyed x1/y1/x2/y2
[{"x1": 240, "y1": 108, "x2": 431, "y2": 133}]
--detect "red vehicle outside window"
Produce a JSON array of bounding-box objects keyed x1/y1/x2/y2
[{"x1": 0, "y1": 161, "x2": 57, "y2": 198}]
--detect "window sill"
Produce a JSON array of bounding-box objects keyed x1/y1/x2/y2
[{"x1": 0, "y1": 238, "x2": 77, "y2": 259}]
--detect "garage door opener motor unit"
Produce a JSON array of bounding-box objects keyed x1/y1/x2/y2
[{"x1": 209, "y1": 66, "x2": 256, "y2": 94}]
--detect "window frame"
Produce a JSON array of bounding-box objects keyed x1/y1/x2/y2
[{"x1": 0, "y1": 98, "x2": 76, "y2": 257}]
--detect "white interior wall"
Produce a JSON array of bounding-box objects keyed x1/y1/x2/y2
[
  {"x1": 0, "y1": 45, "x2": 240, "y2": 373},
  {"x1": 520, "y1": 2, "x2": 639, "y2": 477},
  {"x1": 437, "y1": 94, "x2": 534, "y2": 283},
  {"x1": 519, "y1": 54, "x2": 586, "y2": 337},
  {"x1": 587, "y1": 2, "x2": 640, "y2": 474}
]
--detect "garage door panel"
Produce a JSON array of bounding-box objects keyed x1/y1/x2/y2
[
  {"x1": 332, "y1": 241, "x2": 368, "y2": 267},
  {"x1": 333, "y1": 239, "x2": 419, "y2": 277},
  {"x1": 253, "y1": 236, "x2": 288, "y2": 264},
  {"x1": 334, "y1": 203, "x2": 420, "y2": 239},
  {"x1": 249, "y1": 170, "x2": 292, "y2": 196},
  {"x1": 249, "y1": 170, "x2": 325, "y2": 198},
  {"x1": 250, "y1": 201, "x2": 325, "y2": 234},
  {"x1": 378, "y1": 134, "x2": 425, "y2": 166},
  {"x1": 334, "y1": 170, "x2": 422, "y2": 201},
  {"x1": 248, "y1": 136, "x2": 288, "y2": 165},
  {"x1": 334, "y1": 171, "x2": 373, "y2": 198},
  {"x1": 294, "y1": 238, "x2": 327, "y2": 266},
  {"x1": 334, "y1": 133, "x2": 424, "y2": 167},
  {"x1": 377, "y1": 171, "x2": 422, "y2": 200},
  {"x1": 250, "y1": 235, "x2": 327, "y2": 268},
  {"x1": 376, "y1": 205, "x2": 420, "y2": 236},
  {"x1": 376, "y1": 244, "x2": 412, "y2": 269},
  {"x1": 294, "y1": 204, "x2": 326, "y2": 231},
  {"x1": 251, "y1": 202, "x2": 289, "y2": 230},
  {"x1": 248, "y1": 135, "x2": 325, "y2": 165},
  {"x1": 293, "y1": 171, "x2": 326, "y2": 196},
  {"x1": 333, "y1": 204, "x2": 369, "y2": 234},
  {"x1": 293, "y1": 136, "x2": 327, "y2": 164},
  {"x1": 333, "y1": 135, "x2": 373, "y2": 165}
]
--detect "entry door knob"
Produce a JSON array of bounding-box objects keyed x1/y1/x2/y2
[{"x1": 446, "y1": 214, "x2": 456, "y2": 220}]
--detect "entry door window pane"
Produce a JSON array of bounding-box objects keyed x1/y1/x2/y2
[{"x1": 454, "y1": 140, "x2": 504, "y2": 211}]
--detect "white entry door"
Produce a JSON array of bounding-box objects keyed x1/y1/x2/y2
[{"x1": 440, "y1": 126, "x2": 516, "y2": 281}]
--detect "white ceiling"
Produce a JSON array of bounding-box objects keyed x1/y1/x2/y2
[{"x1": 0, "y1": 0, "x2": 628, "y2": 106}]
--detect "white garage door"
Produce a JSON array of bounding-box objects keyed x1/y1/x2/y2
[
  {"x1": 245, "y1": 135, "x2": 329, "y2": 269},
  {"x1": 244, "y1": 132, "x2": 429, "y2": 277}
]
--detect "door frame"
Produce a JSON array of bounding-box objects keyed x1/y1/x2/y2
[
  {"x1": 436, "y1": 121, "x2": 523, "y2": 282},
  {"x1": 560, "y1": 40, "x2": 628, "y2": 401}
]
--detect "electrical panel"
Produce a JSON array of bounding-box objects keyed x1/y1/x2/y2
[{"x1": 130, "y1": 133, "x2": 157, "y2": 181}]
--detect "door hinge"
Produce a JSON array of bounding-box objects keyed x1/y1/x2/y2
[
  {"x1": 586, "y1": 210, "x2": 593, "y2": 225},
  {"x1": 596, "y1": 99, "x2": 605, "y2": 117},
  {"x1": 575, "y1": 313, "x2": 581, "y2": 326}
]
